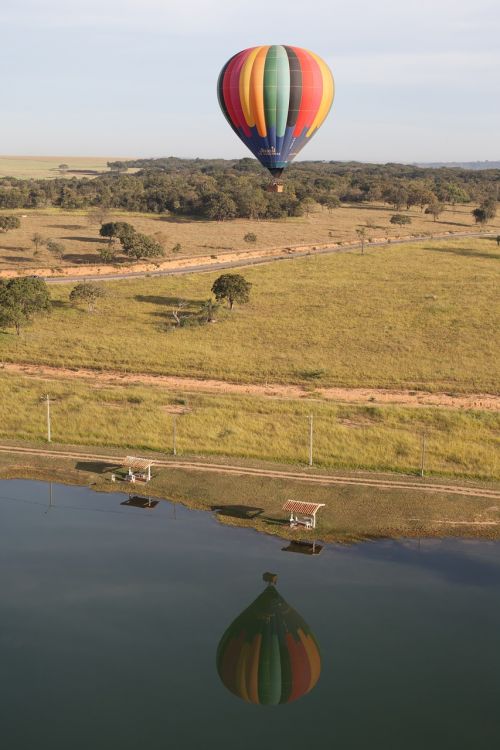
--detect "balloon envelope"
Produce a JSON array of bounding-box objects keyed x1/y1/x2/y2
[
  {"x1": 217, "y1": 45, "x2": 335, "y2": 176},
  {"x1": 216, "y1": 579, "x2": 321, "y2": 705}
]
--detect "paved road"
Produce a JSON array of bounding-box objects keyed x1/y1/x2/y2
[{"x1": 44, "y1": 230, "x2": 496, "y2": 284}]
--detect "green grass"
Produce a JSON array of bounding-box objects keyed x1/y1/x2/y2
[
  {"x1": 1, "y1": 237, "x2": 499, "y2": 392},
  {"x1": 1, "y1": 372, "x2": 498, "y2": 480}
]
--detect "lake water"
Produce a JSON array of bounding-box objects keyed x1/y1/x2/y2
[{"x1": 1, "y1": 479, "x2": 499, "y2": 749}]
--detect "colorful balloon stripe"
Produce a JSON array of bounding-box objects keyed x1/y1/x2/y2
[
  {"x1": 216, "y1": 582, "x2": 321, "y2": 706},
  {"x1": 218, "y1": 45, "x2": 334, "y2": 175}
]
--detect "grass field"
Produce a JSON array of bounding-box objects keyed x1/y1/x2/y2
[
  {"x1": 0, "y1": 202, "x2": 497, "y2": 270},
  {"x1": 0, "y1": 155, "x2": 126, "y2": 180},
  {"x1": 1, "y1": 237, "x2": 498, "y2": 392},
  {"x1": 0, "y1": 372, "x2": 498, "y2": 480},
  {"x1": 0, "y1": 449, "x2": 498, "y2": 542}
]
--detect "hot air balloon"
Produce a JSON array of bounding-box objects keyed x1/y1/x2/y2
[
  {"x1": 217, "y1": 45, "x2": 334, "y2": 191},
  {"x1": 216, "y1": 572, "x2": 321, "y2": 705}
]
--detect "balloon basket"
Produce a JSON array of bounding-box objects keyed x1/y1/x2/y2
[{"x1": 267, "y1": 181, "x2": 284, "y2": 193}]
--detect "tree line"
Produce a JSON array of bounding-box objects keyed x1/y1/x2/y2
[{"x1": 0, "y1": 158, "x2": 497, "y2": 220}]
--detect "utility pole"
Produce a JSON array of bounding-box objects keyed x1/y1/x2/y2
[
  {"x1": 420, "y1": 432, "x2": 426, "y2": 477},
  {"x1": 173, "y1": 415, "x2": 177, "y2": 456},
  {"x1": 44, "y1": 394, "x2": 52, "y2": 443},
  {"x1": 309, "y1": 414, "x2": 313, "y2": 466}
]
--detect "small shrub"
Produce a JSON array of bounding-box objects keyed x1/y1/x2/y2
[
  {"x1": 299, "y1": 368, "x2": 326, "y2": 380},
  {"x1": 127, "y1": 395, "x2": 143, "y2": 404},
  {"x1": 244, "y1": 232, "x2": 257, "y2": 243},
  {"x1": 390, "y1": 214, "x2": 412, "y2": 225},
  {"x1": 172, "y1": 243, "x2": 182, "y2": 253}
]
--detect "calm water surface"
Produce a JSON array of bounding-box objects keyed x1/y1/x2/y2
[{"x1": 1, "y1": 479, "x2": 499, "y2": 749}]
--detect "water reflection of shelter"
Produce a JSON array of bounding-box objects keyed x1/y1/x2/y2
[
  {"x1": 283, "y1": 500, "x2": 325, "y2": 529},
  {"x1": 216, "y1": 572, "x2": 321, "y2": 706},
  {"x1": 121, "y1": 495, "x2": 159, "y2": 510}
]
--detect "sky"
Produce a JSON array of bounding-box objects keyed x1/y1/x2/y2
[{"x1": 0, "y1": 0, "x2": 499, "y2": 162}]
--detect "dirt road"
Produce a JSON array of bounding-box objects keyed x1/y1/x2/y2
[
  {"x1": 2, "y1": 361, "x2": 498, "y2": 410},
  {"x1": 1, "y1": 443, "x2": 499, "y2": 499}
]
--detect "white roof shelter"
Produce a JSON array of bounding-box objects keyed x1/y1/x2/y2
[
  {"x1": 122, "y1": 456, "x2": 154, "y2": 481},
  {"x1": 283, "y1": 500, "x2": 325, "y2": 529}
]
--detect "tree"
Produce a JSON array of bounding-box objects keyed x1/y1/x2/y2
[
  {"x1": 69, "y1": 281, "x2": 106, "y2": 312},
  {"x1": 31, "y1": 233, "x2": 45, "y2": 252},
  {"x1": 120, "y1": 232, "x2": 165, "y2": 260},
  {"x1": 87, "y1": 207, "x2": 111, "y2": 226},
  {"x1": 325, "y1": 195, "x2": 341, "y2": 213},
  {"x1": 58, "y1": 163, "x2": 69, "y2": 173},
  {"x1": 474, "y1": 197, "x2": 497, "y2": 224},
  {"x1": 390, "y1": 214, "x2": 412, "y2": 225},
  {"x1": 201, "y1": 298, "x2": 219, "y2": 323},
  {"x1": 426, "y1": 201, "x2": 445, "y2": 221},
  {"x1": 98, "y1": 246, "x2": 117, "y2": 263},
  {"x1": 0, "y1": 277, "x2": 50, "y2": 334},
  {"x1": 0, "y1": 215, "x2": 21, "y2": 233},
  {"x1": 355, "y1": 227, "x2": 367, "y2": 254},
  {"x1": 99, "y1": 221, "x2": 135, "y2": 244},
  {"x1": 46, "y1": 239, "x2": 65, "y2": 259},
  {"x1": 472, "y1": 208, "x2": 487, "y2": 225},
  {"x1": 204, "y1": 193, "x2": 238, "y2": 221},
  {"x1": 211, "y1": 273, "x2": 251, "y2": 310}
]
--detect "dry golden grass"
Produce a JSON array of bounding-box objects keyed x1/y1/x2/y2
[
  {"x1": 0, "y1": 371, "x2": 498, "y2": 480},
  {"x1": 0, "y1": 202, "x2": 497, "y2": 270},
  {"x1": 1, "y1": 237, "x2": 498, "y2": 393},
  {"x1": 0, "y1": 155, "x2": 125, "y2": 180}
]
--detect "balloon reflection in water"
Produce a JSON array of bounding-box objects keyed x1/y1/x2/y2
[{"x1": 216, "y1": 573, "x2": 321, "y2": 705}]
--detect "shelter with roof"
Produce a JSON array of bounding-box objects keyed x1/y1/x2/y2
[{"x1": 282, "y1": 500, "x2": 325, "y2": 529}]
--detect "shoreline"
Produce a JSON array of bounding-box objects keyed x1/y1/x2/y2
[{"x1": 2, "y1": 443, "x2": 499, "y2": 543}]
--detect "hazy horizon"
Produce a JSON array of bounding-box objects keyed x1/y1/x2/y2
[{"x1": 1, "y1": 0, "x2": 499, "y2": 163}]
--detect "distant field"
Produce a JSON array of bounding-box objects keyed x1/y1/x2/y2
[
  {"x1": 1, "y1": 237, "x2": 498, "y2": 393},
  {"x1": 0, "y1": 202, "x2": 497, "y2": 270},
  {"x1": 0, "y1": 155, "x2": 125, "y2": 180}
]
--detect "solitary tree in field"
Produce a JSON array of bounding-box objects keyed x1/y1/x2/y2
[
  {"x1": 211, "y1": 274, "x2": 252, "y2": 310},
  {"x1": 46, "y1": 239, "x2": 65, "y2": 260},
  {"x1": 31, "y1": 233, "x2": 45, "y2": 252},
  {"x1": 356, "y1": 227, "x2": 367, "y2": 254},
  {"x1": 427, "y1": 201, "x2": 445, "y2": 221},
  {"x1": 69, "y1": 281, "x2": 106, "y2": 313},
  {"x1": 0, "y1": 216, "x2": 21, "y2": 233},
  {"x1": 0, "y1": 277, "x2": 51, "y2": 334},
  {"x1": 58, "y1": 163, "x2": 69, "y2": 173}
]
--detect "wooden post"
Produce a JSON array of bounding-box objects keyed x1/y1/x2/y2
[
  {"x1": 173, "y1": 415, "x2": 177, "y2": 456},
  {"x1": 308, "y1": 414, "x2": 313, "y2": 466}
]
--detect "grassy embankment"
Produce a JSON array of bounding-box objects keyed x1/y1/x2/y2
[
  {"x1": 0, "y1": 202, "x2": 497, "y2": 271},
  {"x1": 0, "y1": 448, "x2": 498, "y2": 542},
  {"x1": 0, "y1": 372, "x2": 498, "y2": 480},
  {"x1": 1, "y1": 237, "x2": 499, "y2": 393}
]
